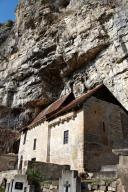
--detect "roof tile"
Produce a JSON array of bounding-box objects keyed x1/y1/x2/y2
[{"x1": 21, "y1": 85, "x2": 102, "y2": 132}]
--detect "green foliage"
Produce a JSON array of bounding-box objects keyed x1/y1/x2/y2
[
  {"x1": 0, "y1": 186, "x2": 5, "y2": 192},
  {"x1": 27, "y1": 168, "x2": 42, "y2": 192},
  {"x1": 27, "y1": 168, "x2": 42, "y2": 181},
  {"x1": 83, "y1": 178, "x2": 116, "y2": 185},
  {"x1": 5, "y1": 20, "x2": 14, "y2": 28},
  {"x1": 40, "y1": 0, "x2": 49, "y2": 4}
]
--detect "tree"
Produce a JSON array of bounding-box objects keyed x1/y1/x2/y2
[{"x1": 5, "y1": 20, "x2": 14, "y2": 28}]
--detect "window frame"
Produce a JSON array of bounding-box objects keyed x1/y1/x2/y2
[
  {"x1": 63, "y1": 130, "x2": 69, "y2": 144},
  {"x1": 33, "y1": 138, "x2": 37, "y2": 150},
  {"x1": 31, "y1": 158, "x2": 36, "y2": 162},
  {"x1": 23, "y1": 132, "x2": 27, "y2": 145},
  {"x1": 102, "y1": 121, "x2": 106, "y2": 132}
]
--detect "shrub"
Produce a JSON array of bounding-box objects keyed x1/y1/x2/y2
[
  {"x1": 5, "y1": 20, "x2": 14, "y2": 28},
  {"x1": 0, "y1": 186, "x2": 5, "y2": 192}
]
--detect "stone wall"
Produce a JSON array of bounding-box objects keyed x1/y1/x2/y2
[
  {"x1": 26, "y1": 161, "x2": 119, "y2": 192},
  {"x1": 0, "y1": 128, "x2": 19, "y2": 154},
  {"x1": 0, "y1": 154, "x2": 18, "y2": 172},
  {"x1": 48, "y1": 96, "x2": 127, "y2": 173},
  {"x1": 0, "y1": 170, "x2": 18, "y2": 186},
  {"x1": 28, "y1": 161, "x2": 70, "y2": 180},
  {"x1": 83, "y1": 97, "x2": 126, "y2": 172},
  {"x1": 117, "y1": 155, "x2": 128, "y2": 192},
  {"x1": 18, "y1": 121, "x2": 48, "y2": 173},
  {"x1": 49, "y1": 110, "x2": 84, "y2": 172},
  {"x1": 82, "y1": 178, "x2": 117, "y2": 192},
  {"x1": 18, "y1": 110, "x2": 84, "y2": 173},
  {"x1": 18, "y1": 96, "x2": 128, "y2": 174},
  {"x1": 27, "y1": 161, "x2": 70, "y2": 192}
]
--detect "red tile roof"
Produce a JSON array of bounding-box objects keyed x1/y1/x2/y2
[
  {"x1": 20, "y1": 84, "x2": 103, "y2": 132},
  {"x1": 27, "y1": 92, "x2": 75, "y2": 129},
  {"x1": 49, "y1": 84, "x2": 103, "y2": 119}
]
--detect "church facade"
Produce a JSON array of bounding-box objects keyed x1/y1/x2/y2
[{"x1": 18, "y1": 85, "x2": 128, "y2": 174}]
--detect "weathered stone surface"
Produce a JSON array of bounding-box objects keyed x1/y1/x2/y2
[
  {"x1": 0, "y1": 128, "x2": 19, "y2": 154},
  {"x1": 0, "y1": 154, "x2": 18, "y2": 172},
  {"x1": 84, "y1": 177, "x2": 118, "y2": 192},
  {"x1": 117, "y1": 156, "x2": 128, "y2": 192},
  {"x1": 108, "y1": 186, "x2": 116, "y2": 191},
  {"x1": 0, "y1": 0, "x2": 128, "y2": 128}
]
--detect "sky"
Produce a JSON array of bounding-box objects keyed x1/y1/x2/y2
[{"x1": 0, "y1": 0, "x2": 18, "y2": 23}]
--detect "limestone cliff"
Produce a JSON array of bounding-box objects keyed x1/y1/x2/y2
[{"x1": 0, "y1": 0, "x2": 128, "y2": 129}]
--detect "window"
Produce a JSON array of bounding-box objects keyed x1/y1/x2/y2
[
  {"x1": 31, "y1": 158, "x2": 36, "y2": 162},
  {"x1": 103, "y1": 122, "x2": 105, "y2": 132},
  {"x1": 19, "y1": 156, "x2": 23, "y2": 170},
  {"x1": 63, "y1": 130, "x2": 69, "y2": 144},
  {"x1": 23, "y1": 132, "x2": 27, "y2": 145},
  {"x1": 24, "y1": 187, "x2": 27, "y2": 192},
  {"x1": 33, "y1": 139, "x2": 37, "y2": 150},
  {"x1": 15, "y1": 182, "x2": 23, "y2": 190}
]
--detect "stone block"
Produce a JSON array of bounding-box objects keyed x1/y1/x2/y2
[
  {"x1": 111, "y1": 181, "x2": 116, "y2": 188},
  {"x1": 50, "y1": 185, "x2": 53, "y2": 189},
  {"x1": 43, "y1": 188, "x2": 49, "y2": 192},
  {"x1": 99, "y1": 185, "x2": 106, "y2": 191},
  {"x1": 50, "y1": 189, "x2": 57, "y2": 192},
  {"x1": 94, "y1": 190, "x2": 101, "y2": 192},
  {"x1": 88, "y1": 184, "x2": 91, "y2": 190},
  {"x1": 100, "y1": 180, "x2": 106, "y2": 186},
  {"x1": 53, "y1": 185, "x2": 58, "y2": 189},
  {"x1": 91, "y1": 185, "x2": 98, "y2": 190},
  {"x1": 108, "y1": 186, "x2": 116, "y2": 191}
]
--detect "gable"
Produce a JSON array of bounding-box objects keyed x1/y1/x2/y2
[
  {"x1": 23, "y1": 92, "x2": 75, "y2": 130},
  {"x1": 20, "y1": 84, "x2": 127, "y2": 132}
]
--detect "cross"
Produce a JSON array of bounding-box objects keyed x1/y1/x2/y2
[{"x1": 64, "y1": 181, "x2": 70, "y2": 192}]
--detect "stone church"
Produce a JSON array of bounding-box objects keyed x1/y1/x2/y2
[{"x1": 18, "y1": 84, "x2": 128, "y2": 174}]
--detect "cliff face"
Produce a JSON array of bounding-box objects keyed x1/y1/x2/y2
[{"x1": 0, "y1": 0, "x2": 128, "y2": 129}]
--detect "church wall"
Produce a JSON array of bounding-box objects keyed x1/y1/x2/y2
[
  {"x1": 49, "y1": 110, "x2": 84, "y2": 173},
  {"x1": 18, "y1": 96, "x2": 128, "y2": 174},
  {"x1": 83, "y1": 97, "x2": 125, "y2": 172},
  {"x1": 18, "y1": 121, "x2": 48, "y2": 173}
]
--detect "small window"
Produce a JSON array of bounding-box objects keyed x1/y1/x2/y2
[
  {"x1": 64, "y1": 130, "x2": 69, "y2": 144},
  {"x1": 23, "y1": 132, "x2": 27, "y2": 145},
  {"x1": 33, "y1": 139, "x2": 37, "y2": 150},
  {"x1": 31, "y1": 158, "x2": 36, "y2": 162},
  {"x1": 103, "y1": 122, "x2": 105, "y2": 132},
  {"x1": 19, "y1": 156, "x2": 23, "y2": 170},
  {"x1": 24, "y1": 187, "x2": 27, "y2": 192},
  {"x1": 15, "y1": 182, "x2": 23, "y2": 190}
]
